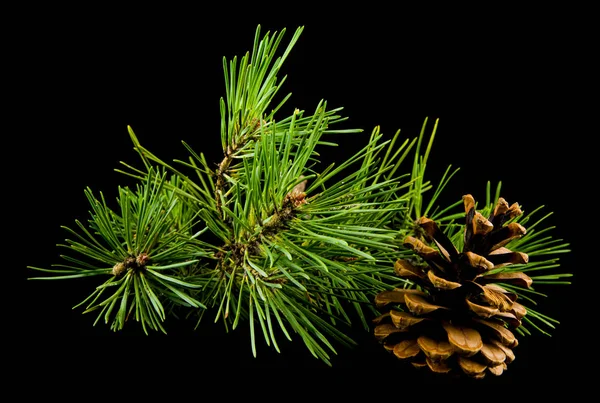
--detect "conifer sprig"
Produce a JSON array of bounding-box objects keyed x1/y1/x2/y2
[
  {"x1": 29, "y1": 169, "x2": 207, "y2": 334},
  {"x1": 110, "y1": 26, "x2": 442, "y2": 363}
]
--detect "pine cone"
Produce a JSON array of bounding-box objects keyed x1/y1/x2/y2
[{"x1": 374, "y1": 194, "x2": 532, "y2": 379}]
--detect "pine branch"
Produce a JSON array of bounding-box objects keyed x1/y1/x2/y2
[
  {"x1": 28, "y1": 168, "x2": 207, "y2": 334},
  {"x1": 109, "y1": 26, "x2": 440, "y2": 363}
]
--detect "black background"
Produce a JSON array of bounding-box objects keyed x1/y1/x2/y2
[{"x1": 13, "y1": 8, "x2": 590, "y2": 391}]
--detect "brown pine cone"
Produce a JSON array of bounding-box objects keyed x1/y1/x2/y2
[{"x1": 374, "y1": 194, "x2": 532, "y2": 379}]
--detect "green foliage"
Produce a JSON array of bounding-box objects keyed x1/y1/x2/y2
[{"x1": 29, "y1": 169, "x2": 207, "y2": 333}]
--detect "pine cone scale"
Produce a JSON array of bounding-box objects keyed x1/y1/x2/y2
[
  {"x1": 442, "y1": 322, "x2": 483, "y2": 356},
  {"x1": 458, "y1": 356, "x2": 487, "y2": 377},
  {"x1": 404, "y1": 293, "x2": 448, "y2": 315},
  {"x1": 375, "y1": 288, "x2": 427, "y2": 308},
  {"x1": 466, "y1": 298, "x2": 499, "y2": 318},
  {"x1": 480, "y1": 271, "x2": 533, "y2": 288},
  {"x1": 488, "y1": 363, "x2": 506, "y2": 376},
  {"x1": 426, "y1": 357, "x2": 452, "y2": 373},
  {"x1": 417, "y1": 217, "x2": 459, "y2": 260},
  {"x1": 427, "y1": 270, "x2": 462, "y2": 289},
  {"x1": 480, "y1": 342, "x2": 507, "y2": 366},
  {"x1": 393, "y1": 339, "x2": 421, "y2": 359},
  {"x1": 390, "y1": 310, "x2": 427, "y2": 329},
  {"x1": 417, "y1": 335, "x2": 454, "y2": 361}
]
